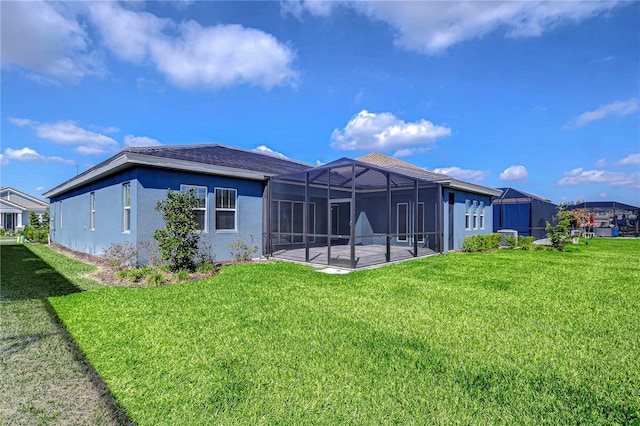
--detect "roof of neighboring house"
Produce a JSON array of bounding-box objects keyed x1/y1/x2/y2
[
  {"x1": 357, "y1": 153, "x2": 502, "y2": 196},
  {"x1": 44, "y1": 144, "x2": 312, "y2": 199},
  {"x1": 0, "y1": 198, "x2": 27, "y2": 213},
  {"x1": 567, "y1": 201, "x2": 640, "y2": 211},
  {"x1": 0, "y1": 187, "x2": 49, "y2": 209},
  {"x1": 494, "y1": 187, "x2": 556, "y2": 205}
]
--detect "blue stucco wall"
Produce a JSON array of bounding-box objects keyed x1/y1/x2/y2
[
  {"x1": 50, "y1": 166, "x2": 265, "y2": 262},
  {"x1": 443, "y1": 188, "x2": 494, "y2": 252}
]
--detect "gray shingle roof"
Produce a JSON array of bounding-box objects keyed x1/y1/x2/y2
[{"x1": 124, "y1": 144, "x2": 310, "y2": 175}]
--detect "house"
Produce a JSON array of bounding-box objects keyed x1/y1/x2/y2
[
  {"x1": 0, "y1": 187, "x2": 49, "y2": 231},
  {"x1": 567, "y1": 201, "x2": 639, "y2": 237},
  {"x1": 492, "y1": 187, "x2": 557, "y2": 240},
  {"x1": 43, "y1": 144, "x2": 501, "y2": 268}
]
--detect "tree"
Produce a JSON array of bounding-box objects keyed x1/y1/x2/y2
[
  {"x1": 153, "y1": 189, "x2": 200, "y2": 272},
  {"x1": 545, "y1": 206, "x2": 575, "y2": 251}
]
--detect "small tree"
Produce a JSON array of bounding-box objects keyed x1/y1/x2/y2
[
  {"x1": 154, "y1": 189, "x2": 200, "y2": 272},
  {"x1": 546, "y1": 206, "x2": 575, "y2": 251}
]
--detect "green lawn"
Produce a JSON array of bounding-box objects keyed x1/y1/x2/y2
[{"x1": 29, "y1": 240, "x2": 640, "y2": 423}]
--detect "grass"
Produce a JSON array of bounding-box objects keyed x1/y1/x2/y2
[
  {"x1": 0, "y1": 243, "x2": 132, "y2": 425},
  {"x1": 5, "y1": 239, "x2": 640, "y2": 424}
]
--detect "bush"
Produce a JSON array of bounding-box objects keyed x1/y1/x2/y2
[
  {"x1": 546, "y1": 206, "x2": 575, "y2": 251},
  {"x1": 519, "y1": 236, "x2": 535, "y2": 250},
  {"x1": 462, "y1": 233, "x2": 502, "y2": 252},
  {"x1": 196, "y1": 262, "x2": 220, "y2": 275},
  {"x1": 146, "y1": 270, "x2": 166, "y2": 287},
  {"x1": 20, "y1": 226, "x2": 49, "y2": 243},
  {"x1": 154, "y1": 189, "x2": 200, "y2": 272},
  {"x1": 102, "y1": 242, "x2": 139, "y2": 270},
  {"x1": 138, "y1": 240, "x2": 163, "y2": 268},
  {"x1": 173, "y1": 270, "x2": 190, "y2": 283},
  {"x1": 116, "y1": 265, "x2": 154, "y2": 283},
  {"x1": 228, "y1": 234, "x2": 258, "y2": 263},
  {"x1": 506, "y1": 235, "x2": 518, "y2": 249}
]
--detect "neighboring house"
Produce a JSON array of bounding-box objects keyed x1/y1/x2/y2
[
  {"x1": 567, "y1": 201, "x2": 639, "y2": 237},
  {"x1": 44, "y1": 145, "x2": 501, "y2": 268},
  {"x1": 493, "y1": 187, "x2": 557, "y2": 240},
  {"x1": 0, "y1": 187, "x2": 49, "y2": 231}
]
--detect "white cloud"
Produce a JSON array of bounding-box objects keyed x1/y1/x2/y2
[
  {"x1": 8, "y1": 118, "x2": 119, "y2": 155},
  {"x1": 3, "y1": 147, "x2": 74, "y2": 165},
  {"x1": 565, "y1": 98, "x2": 638, "y2": 128},
  {"x1": 284, "y1": 1, "x2": 622, "y2": 54},
  {"x1": 2, "y1": 1, "x2": 297, "y2": 89},
  {"x1": 433, "y1": 166, "x2": 490, "y2": 182},
  {"x1": 36, "y1": 186, "x2": 46, "y2": 192},
  {"x1": 558, "y1": 168, "x2": 640, "y2": 189},
  {"x1": 124, "y1": 135, "x2": 162, "y2": 147},
  {"x1": 616, "y1": 153, "x2": 640, "y2": 166},
  {"x1": 0, "y1": 154, "x2": 7, "y2": 166},
  {"x1": 252, "y1": 145, "x2": 289, "y2": 159},
  {"x1": 87, "y1": 2, "x2": 298, "y2": 89},
  {"x1": 331, "y1": 110, "x2": 451, "y2": 155},
  {"x1": 500, "y1": 165, "x2": 528, "y2": 182},
  {"x1": 595, "y1": 158, "x2": 607, "y2": 167},
  {"x1": 0, "y1": 1, "x2": 102, "y2": 81}
]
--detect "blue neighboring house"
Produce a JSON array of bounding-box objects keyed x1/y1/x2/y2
[
  {"x1": 493, "y1": 187, "x2": 557, "y2": 240},
  {"x1": 43, "y1": 144, "x2": 501, "y2": 268}
]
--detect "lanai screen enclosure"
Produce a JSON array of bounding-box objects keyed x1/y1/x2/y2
[{"x1": 266, "y1": 158, "x2": 443, "y2": 269}]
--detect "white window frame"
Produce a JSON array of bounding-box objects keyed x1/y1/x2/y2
[
  {"x1": 479, "y1": 201, "x2": 485, "y2": 229},
  {"x1": 90, "y1": 192, "x2": 95, "y2": 230},
  {"x1": 123, "y1": 182, "x2": 131, "y2": 233},
  {"x1": 181, "y1": 184, "x2": 208, "y2": 232},
  {"x1": 397, "y1": 202, "x2": 408, "y2": 242},
  {"x1": 465, "y1": 199, "x2": 471, "y2": 230},
  {"x1": 215, "y1": 187, "x2": 237, "y2": 231},
  {"x1": 472, "y1": 200, "x2": 479, "y2": 230}
]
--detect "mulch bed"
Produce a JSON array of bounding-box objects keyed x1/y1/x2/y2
[{"x1": 47, "y1": 243, "x2": 224, "y2": 287}]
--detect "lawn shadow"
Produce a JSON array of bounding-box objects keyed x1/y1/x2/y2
[{"x1": 1, "y1": 244, "x2": 134, "y2": 425}]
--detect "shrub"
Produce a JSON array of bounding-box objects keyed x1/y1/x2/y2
[
  {"x1": 506, "y1": 235, "x2": 518, "y2": 249},
  {"x1": 174, "y1": 270, "x2": 190, "y2": 283},
  {"x1": 197, "y1": 236, "x2": 216, "y2": 265},
  {"x1": 146, "y1": 270, "x2": 166, "y2": 287},
  {"x1": 138, "y1": 240, "x2": 163, "y2": 268},
  {"x1": 228, "y1": 234, "x2": 258, "y2": 263},
  {"x1": 154, "y1": 189, "x2": 200, "y2": 272},
  {"x1": 196, "y1": 262, "x2": 221, "y2": 276},
  {"x1": 102, "y1": 242, "x2": 139, "y2": 271},
  {"x1": 546, "y1": 206, "x2": 575, "y2": 251},
  {"x1": 462, "y1": 234, "x2": 502, "y2": 252},
  {"x1": 519, "y1": 236, "x2": 535, "y2": 250},
  {"x1": 117, "y1": 265, "x2": 154, "y2": 283},
  {"x1": 20, "y1": 226, "x2": 48, "y2": 244}
]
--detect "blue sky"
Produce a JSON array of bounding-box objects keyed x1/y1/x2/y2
[{"x1": 2, "y1": 1, "x2": 639, "y2": 206}]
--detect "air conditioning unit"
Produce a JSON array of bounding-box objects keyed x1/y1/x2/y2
[{"x1": 497, "y1": 229, "x2": 518, "y2": 247}]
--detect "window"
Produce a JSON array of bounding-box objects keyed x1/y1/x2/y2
[
  {"x1": 123, "y1": 183, "x2": 131, "y2": 232},
  {"x1": 90, "y1": 192, "x2": 95, "y2": 230},
  {"x1": 181, "y1": 184, "x2": 207, "y2": 231},
  {"x1": 465, "y1": 200, "x2": 471, "y2": 230},
  {"x1": 479, "y1": 201, "x2": 485, "y2": 229},
  {"x1": 472, "y1": 200, "x2": 478, "y2": 229},
  {"x1": 397, "y1": 203, "x2": 408, "y2": 242},
  {"x1": 215, "y1": 188, "x2": 237, "y2": 231}
]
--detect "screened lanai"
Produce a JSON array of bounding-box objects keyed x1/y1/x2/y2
[{"x1": 265, "y1": 158, "x2": 445, "y2": 269}]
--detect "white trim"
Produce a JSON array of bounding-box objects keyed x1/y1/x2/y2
[
  {"x1": 214, "y1": 187, "x2": 237, "y2": 231},
  {"x1": 90, "y1": 192, "x2": 95, "y2": 231},
  {"x1": 123, "y1": 182, "x2": 131, "y2": 233}
]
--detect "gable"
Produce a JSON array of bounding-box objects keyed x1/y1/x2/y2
[{"x1": 0, "y1": 187, "x2": 48, "y2": 209}]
